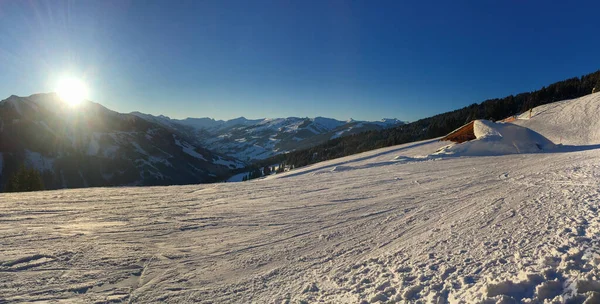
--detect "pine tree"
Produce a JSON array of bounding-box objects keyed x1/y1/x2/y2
[
  {"x1": 5, "y1": 165, "x2": 45, "y2": 193},
  {"x1": 5, "y1": 172, "x2": 19, "y2": 192}
]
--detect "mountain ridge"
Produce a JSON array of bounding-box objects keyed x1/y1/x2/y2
[
  {"x1": 130, "y1": 111, "x2": 405, "y2": 131},
  {"x1": 0, "y1": 93, "x2": 244, "y2": 191},
  {"x1": 0, "y1": 92, "x2": 406, "y2": 191},
  {"x1": 131, "y1": 112, "x2": 405, "y2": 161}
]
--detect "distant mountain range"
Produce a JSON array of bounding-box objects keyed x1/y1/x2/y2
[
  {"x1": 132, "y1": 113, "x2": 405, "y2": 161},
  {"x1": 0, "y1": 93, "x2": 404, "y2": 191},
  {"x1": 0, "y1": 93, "x2": 244, "y2": 190}
]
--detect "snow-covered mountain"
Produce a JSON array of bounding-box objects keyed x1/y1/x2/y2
[
  {"x1": 0, "y1": 93, "x2": 244, "y2": 190},
  {"x1": 0, "y1": 93, "x2": 402, "y2": 191},
  {"x1": 4, "y1": 93, "x2": 600, "y2": 302},
  {"x1": 132, "y1": 113, "x2": 405, "y2": 161}
]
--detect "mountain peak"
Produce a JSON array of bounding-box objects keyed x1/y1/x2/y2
[{"x1": 380, "y1": 118, "x2": 405, "y2": 124}]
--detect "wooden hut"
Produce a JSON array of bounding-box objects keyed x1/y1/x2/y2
[
  {"x1": 440, "y1": 121, "x2": 476, "y2": 143},
  {"x1": 499, "y1": 115, "x2": 516, "y2": 123}
]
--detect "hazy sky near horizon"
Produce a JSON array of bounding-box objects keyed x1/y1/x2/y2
[{"x1": 1, "y1": 0, "x2": 600, "y2": 121}]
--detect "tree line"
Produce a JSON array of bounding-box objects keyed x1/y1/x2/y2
[
  {"x1": 249, "y1": 70, "x2": 600, "y2": 171},
  {"x1": 240, "y1": 165, "x2": 286, "y2": 181},
  {"x1": 4, "y1": 165, "x2": 45, "y2": 192}
]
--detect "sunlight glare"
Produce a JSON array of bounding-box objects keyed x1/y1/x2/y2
[{"x1": 56, "y1": 78, "x2": 88, "y2": 106}]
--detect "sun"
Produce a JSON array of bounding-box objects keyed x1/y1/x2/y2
[{"x1": 56, "y1": 78, "x2": 88, "y2": 106}]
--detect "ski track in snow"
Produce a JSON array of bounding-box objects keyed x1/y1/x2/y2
[
  {"x1": 2, "y1": 141, "x2": 600, "y2": 303},
  {"x1": 3, "y1": 94, "x2": 600, "y2": 303}
]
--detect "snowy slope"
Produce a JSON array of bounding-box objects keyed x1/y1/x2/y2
[
  {"x1": 4, "y1": 94, "x2": 600, "y2": 302},
  {"x1": 179, "y1": 116, "x2": 264, "y2": 131},
  {"x1": 513, "y1": 92, "x2": 600, "y2": 145},
  {"x1": 3, "y1": 122, "x2": 600, "y2": 303}
]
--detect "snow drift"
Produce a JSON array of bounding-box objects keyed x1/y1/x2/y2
[{"x1": 435, "y1": 120, "x2": 556, "y2": 157}]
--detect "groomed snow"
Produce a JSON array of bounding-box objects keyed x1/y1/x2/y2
[
  {"x1": 513, "y1": 92, "x2": 600, "y2": 145},
  {"x1": 2, "y1": 94, "x2": 600, "y2": 303}
]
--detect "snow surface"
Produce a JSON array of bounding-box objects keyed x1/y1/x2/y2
[
  {"x1": 313, "y1": 116, "x2": 346, "y2": 130},
  {"x1": 434, "y1": 120, "x2": 556, "y2": 157},
  {"x1": 513, "y1": 92, "x2": 600, "y2": 145},
  {"x1": 174, "y1": 116, "x2": 264, "y2": 131},
  {"x1": 3, "y1": 95, "x2": 600, "y2": 303},
  {"x1": 25, "y1": 150, "x2": 55, "y2": 172},
  {"x1": 173, "y1": 136, "x2": 207, "y2": 161},
  {"x1": 226, "y1": 172, "x2": 249, "y2": 182}
]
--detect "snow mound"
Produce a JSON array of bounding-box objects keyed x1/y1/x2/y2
[{"x1": 436, "y1": 120, "x2": 555, "y2": 157}]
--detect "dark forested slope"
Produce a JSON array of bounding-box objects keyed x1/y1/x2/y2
[{"x1": 253, "y1": 70, "x2": 600, "y2": 170}]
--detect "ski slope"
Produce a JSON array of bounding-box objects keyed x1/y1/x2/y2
[
  {"x1": 2, "y1": 94, "x2": 600, "y2": 303},
  {"x1": 514, "y1": 92, "x2": 600, "y2": 146}
]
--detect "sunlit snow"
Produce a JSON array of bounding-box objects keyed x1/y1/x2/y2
[{"x1": 2, "y1": 93, "x2": 600, "y2": 302}]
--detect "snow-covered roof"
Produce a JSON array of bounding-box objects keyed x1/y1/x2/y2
[{"x1": 436, "y1": 120, "x2": 555, "y2": 157}]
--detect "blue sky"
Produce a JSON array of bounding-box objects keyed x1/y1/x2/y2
[{"x1": 1, "y1": 0, "x2": 600, "y2": 122}]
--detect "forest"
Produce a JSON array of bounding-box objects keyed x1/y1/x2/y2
[{"x1": 247, "y1": 70, "x2": 600, "y2": 173}]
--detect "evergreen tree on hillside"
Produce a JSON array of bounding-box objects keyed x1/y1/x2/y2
[
  {"x1": 247, "y1": 69, "x2": 600, "y2": 172},
  {"x1": 276, "y1": 163, "x2": 285, "y2": 173},
  {"x1": 5, "y1": 165, "x2": 45, "y2": 193}
]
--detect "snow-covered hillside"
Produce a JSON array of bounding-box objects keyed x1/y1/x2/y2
[
  {"x1": 132, "y1": 113, "x2": 405, "y2": 161},
  {"x1": 513, "y1": 92, "x2": 600, "y2": 145},
  {"x1": 0, "y1": 94, "x2": 244, "y2": 190},
  {"x1": 2, "y1": 94, "x2": 600, "y2": 303}
]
